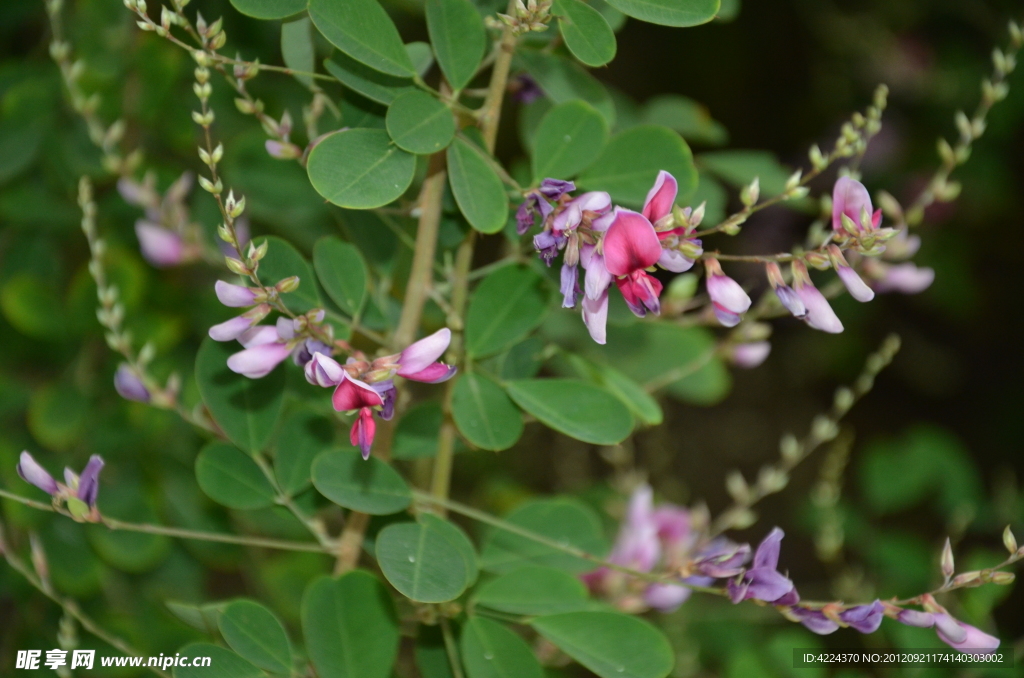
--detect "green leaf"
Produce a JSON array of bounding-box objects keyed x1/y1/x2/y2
[
  {"x1": 1, "y1": 273, "x2": 63, "y2": 338},
  {"x1": 465, "y1": 266, "x2": 549, "y2": 359},
  {"x1": 255, "y1": 235, "x2": 322, "y2": 313},
  {"x1": 563, "y1": 355, "x2": 662, "y2": 426},
  {"x1": 311, "y1": 449, "x2": 412, "y2": 515},
  {"x1": 473, "y1": 565, "x2": 589, "y2": 615},
  {"x1": 602, "y1": 0, "x2": 719, "y2": 27},
  {"x1": 516, "y1": 50, "x2": 615, "y2": 126},
  {"x1": 282, "y1": 17, "x2": 316, "y2": 87},
  {"x1": 553, "y1": 0, "x2": 617, "y2": 67},
  {"x1": 530, "y1": 612, "x2": 674, "y2": 678},
  {"x1": 195, "y1": 442, "x2": 276, "y2": 510},
  {"x1": 308, "y1": 129, "x2": 416, "y2": 209},
  {"x1": 314, "y1": 236, "x2": 369, "y2": 316},
  {"x1": 446, "y1": 137, "x2": 509, "y2": 234},
  {"x1": 174, "y1": 643, "x2": 262, "y2": 678},
  {"x1": 461, "y1": 617, "x2": 545, "y2": 678},
  {"x1": 531, "y1": 100, "x2": 608, "y2": 182},
  {"x1": 228, "y1": 0, "x2": 305, "y2": 20},
  {"x1": 302, "y1": 572, "x2": 400, "y2": 678},
  {"x1": 308, "y1": 0, "x2": 415, "y2": 77},
  {"x1": 641, "y1": 94, "x2": 728, "y2": 146},
  {"x1": 166, "y1": 601, "x2": 224, "y2": 635},
  {"x1": 386, "y1": 90, "x2": 457, "y2": 155},
  {"x1": 698, "y1": 150, "x2": 792, "y2": 197},
  {"x1": 451, "y1": 373, "x2": 523, "y2": 451},
  {"x1": 578, "y1": 125, "x2": 697, "y2": 207},
  {"x1": 479, "y1": 497, "x2": 608, "y2": 573},
  {"x1": 420, "y1": 512, "x2": 479, "y2": 586},
  {"x1": 375, "y1": 520, "x2": 472, "y2": 602},
  {"x1": 195, "y1": 338, "x2": 286, "y2": 454},
  {"x1": 407, "y1": 42, "x2": 436, "y2": 77},
  {"x1": 275, "y1": 410, "x2": 334, "y2": 495},
  {"x1": 219, "y1": 599, "x2": 293, "y2": 674},
  {"x1": 505, "y1": 379, "x2": 633, "y2": 445},
  {"x1": 425, "y1": 0, "x2": 488, "y2": 91},
  {"x1": 717, "y1": 0, "x2": 740, "y2": 21},
  {"x1": 415, "y1": 626, "x2": 455, "y2": 678},
  {"x1": 325, "y1": 54, "x2": 415, "y2": 105}
]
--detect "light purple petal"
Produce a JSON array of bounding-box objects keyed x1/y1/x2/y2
[
  {"x1": 753, "y1": 527, "x2": 784, "y2": 570},
  {"x1": 17, "y1": 452, "x2": 58, "y2": 495},
  {"x1": 897, "y1": 609, "x2": 935, "y2": 628},
  {"x1": 582, "y1": 291, "x2": 609, "y2": 344},
  {"x1": 775, "y1": 285, "x2": 807, "y2": 318},
  {"x1": 305, "y1": 352, "x2": 345, "y2": 387},
  {"x1": 874, "y1": 263, "x2": 935, "y2": 294},
  {"x1": 209, "y1": 315, "x2": 255, "y2": 342},
  {"x1": 114, "y1": 364, "x2": 150, "y2": 402},
  {"x1": 135, "y1": 221, "x2": 184, "y2": 268},
  {"x1": 796, "y1": 284, "x2": 844, "y2": 333},
  {"x1": 744, "y1": 568, "x2": 794, "y2": 603},
  {"x1": 239, "y1": 325, "x2": 280, "y2": 348},
  {"x1": 215, "y1": 280, "x2": 258, "y2": 307},
  {"x1": 731, "y1": 342, "x2": 771, "y2": 369},
  {"x1": 707, "y1": 274, "x2": 752, "y2": 314},
  {"x1": 581, "y1": 247, "x2": 612, "y2": 300},
  {"x1": 76, "y1": 455, "x2": 104, "y2": 507},
  {"x1": 832, "y1": 176, "x2": 873, "y2": 232},
  {"x1": 795, "y1": 608, "x2": 841, "y2": 635},
  {"x1": 936, "y1": 618, "x2": 999, "y2": 653},
  {"x1": 712, "y1": 303, "x2": 742, "y2": 327},
  {"x1": 839, "y1": 600, "x2": 884, "y2": 633},
  {"x1": 226, "y1": 342, "x2": 292, "y2": 378},
  {"x1": 657, "y1": 248, "x2": 694, "y2": 273},
  {"x1": 836, "y1": 265, "x2": 875, "y2": 302},
  {"x1": 644, "y1": 583, "x2": 691, "y2": 612},
  {"x1": 560, "y1": 264, "x2": 578, "y2": 309},
  {"x1": 932, "y1": 613, "x2": 968, "y2": 644},
  {"x1": 398, "y1": 328, "x2": 452, "y2": 376}
]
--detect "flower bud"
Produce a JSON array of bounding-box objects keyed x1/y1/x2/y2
[
  {"x1": 1003, "y1": 525, "x2": 1017, "y2": 555},
  {"x1": 725, "y1": 471, "x2": 750, "y2": 502},
  {"x1": 276, "y1": 276, "x2": 300, "y2": 293},
  {"x1": 780, "y1": 433, "x2": 801, "y2": 462},
  {"x1": 940, "y1": 538, "x2": 954, "y2": 579},
  {"x1": 225, "y1": 257, "x2": 250, "y2": 276},
  {"x1": 740, "y1": 177, "x2": 760, "y2": 207},
  {"x1": 990, "y1": 571, "x2": 1015, "y2": 585}
]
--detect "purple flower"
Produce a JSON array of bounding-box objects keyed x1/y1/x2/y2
[
  {"x1": 551, "y1": 191, "x2": 611, "y2": 235},
  {"x1": 372, "y1": 380, "x2": 397, "y2": 421},
  {"x1": 227, "y1": 341, "x2": 293, "y2": 378},
  {"x1": 114, "y1": 364, "x2": 150, "y2": 402},
  {"x1": 517, "y1": 180, "x2": 574, "y2": 235},
  {"x1": 533, "y1": 230, "x2": 565, "y2": 265},
  {"x1": 17, "y1": 451, "x2": 59, "y2": 496},
  {"x1": 792, "y1": 608, "x2": 840, "y2": 635},
  {"x1": 209, "y1": 304, "x2": 271, "y2": 342},
  {"x1": 730, "y1": 342, "x2": 771, "y2": 369},
  {"x1": 896, "y1": 609, "x2": 935, "y2": 627},
  {"x1": 705, "y1": 259, "x2": 751, "y2": 328},
  {"x1": 690, "y1": 539, "x2": 750, "y2": 578},
  {"x1": 839, "y1": 600, "x2": 885, "y2": 633},
  {"x1": 560, "y1": 264, "x2": 579, "y2": 309},
  {"x1": 871, "y1": 262, "x2": 935, "y2": 294},
  {"x1": 396, "y1": 328, "x2": 456, "y2": 384},
  {"x1": 513, "y1": 74, "x2": 544, "y2": 104},
  {"x1": 17, "y1": 452, "x2": 105, "y2": 510},
  {"x1": 215, "y1": 280, "x2": 258, "y2": 307},
  {"x1": 135, "y1": 221, "x2": 185, "y2": 268},
  {"x1": 305, "y1": 352, "x2": 346, "y2": 387},
  {"x1": 727, "y1": 528, "x2": 795, "y2": 604},
  {"x1": 792, "y1": 261, "x2": 843, "y2": 333},
  {"x1": 832, "y1": 176, "x2": 881, "y2": 234},
  {"x1": 67, "y1": 455, "x2": 105, "y2": 508},
  {"x1": 899, "y1": 598, "x2": 1000, "y2": 654},
  {"x1": 827, "y1": 245, "x2": 874, "y2": 302}
]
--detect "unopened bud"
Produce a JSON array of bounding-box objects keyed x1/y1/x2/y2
[
  {"x1": 757, "y1": 466, "x2": 789, "y2": 494},
  {"x1": 809, "y1": 144, "x2": 826, "y2": 170},
  {"x1": 779, "y1": 433, "x2": 801, "y2": 463},
  {"x1": 785, "y1": 169, "x2": 803, "y2": 192},
  {"x1": 991, "y1": 571, "x2": 1015, "y2": 584},
  {"x1": 247, "y1": 240, "x2": 268, "y2": 262},
  {"x1": 833, "y1": 386, "x2": 855, "y2": 412},
  {"x1": 952, "y1": 571, "x2": 981, "y2": 587},
  {"x1": 689, "y1": 201, "x2": 705, "y2": 228},
  {"x1": 276, "y1": 276, "x2": 300, "y2": 293},
  {"x1": 1004, "y1": 525, "x2": 1018, "y2": 555},
  {"x1": 229, "y1": 195, "x2": 246, "y2": 218},
  {"x1": 955, "y1": 111, "x2": 972, "y2": 140},
  {"x1": 725, "y1": 471, "x2": 750, "y2": 502},
  {"x1": 210, "y1": 30, "x2": 227, "y2": 50},
  {"x1": 811, "y1": 415, "x2": 838, "y2": 442},
  {"x1": 940, "y1": 538, "x2": 955, "y2": 579},
  {"x1": 225, "y1": 257, "x2": 249, "y2": 275},
  {"x1": 740, "y1": 177, "x2": 760, "y2": 207}
]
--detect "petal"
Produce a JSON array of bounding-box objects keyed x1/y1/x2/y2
[
  {"x1": 582, "y1": 249, "x2": 612, "y2": 300},
  {"x1": 238, "y1": 325, "x2": 280, "y2": 348},
  {"x1": 897, "y1": 609, "x2": 935, "y2": 628},
  {"x1": 731, "y1": 342, "x2": 771, "y2": 368},
  {"x1": 226, "y1": 342, "x2": 292, "y2": 378},
  {"x1": 332, "y1": 374, "x2": 385, "y2": 411},
  {"x1": 932, "y1": 613, "x2": 968, "y2": 645},
  {"x1": 837, "y1": 265, "x2": 875, "y2": 302},
  {"x1": 350, "y1": 407, "x2": 377, "y2": 459},
  {"x1": 603, "y1": 209, "x2": 662, "y2": 276},
  {"x1": 832, "y1": 177, "x2": 872, "y2": 232},
  {"x1": 402, "y1": 362, "x2": 457, "y2": 384},
  {"x1": 744, "y1": 568, "x2": 794, "y2": 603},
  {"x1": 657, "y1": 248, "x2": 694, "y2": 273},
  {"x1": 398, "y1": 328, "x2": 452, "y2": 376},
  {"x1": 795, "y1": 609, "x2": 841, "y2": 635},
  {"x1": 642, "y1": 170, "x2": 678, "y2": 222},
  {"x1": 574, "y1": 191, "x2": 612, "y2": 214},
  {"x1": 209, "y1": 315, "x2": 255, "y2": 342},
  {"x1": 114, "y1": 364, "x2": 150, "y2": 402},
  {"x1": 304, "y1": 352, "x2": 346, "y2": 387},
  {"x1": 76, "y1": 455, "x2": 105, "y2": 507},
  {"x1": 874, "y1": 263, "x2": 935, "y2": 294},
  {"x1": 135, "y1": 221, "x2": 184, "y2": 268},
  {"x1": 215, "y1": 280, "x2": 258, "y2": 307},
  {"x1": 936, "y1": 619, "x2": 999, "y2": 654},
  {"x1": 560, "y1": 264, "x2": 578, "y2": 309},
  {"x1": 797, "y1": 285, "x2": 844, "y2": 333},
  {"x1": 753, "y1": 527, "x2": 784, "y2": 570},
  {"x1": 582, "y1": 291, "x2": 609, "y2": 344},
  {"x1": 652, "y1": 506, "x2": 689, "y2": 544},
  {"x1": 538, "y1": 178, "x2": 575, "y2": 198},
  {"x1": 17, "y1": 451, "x2": 59, "y2": 495},
  {"x1": 839, "y1": 600, "x2": 884, "y2": 634},
  {"x1": 644, "y1": 583, "x2": 691, "y2": 612},
  {"x1": 706, "y1": 274, "x2": 752, "y2": 314},
  {"x1": 774, "y1": 285, "x2": 807, "y2": 318},
  {"x1": 712, "y1": 303, "x2": 742, "y2": 327}
]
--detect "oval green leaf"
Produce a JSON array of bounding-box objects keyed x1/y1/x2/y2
[
  {"x1": 195, "y1": 442, "x2": 276, "y2": 510},
  {"x1": 282, "y1": 17, "x2": 316, "y2": 87},
  {"x1": 564, "y1": 354, "x2": 663, "y2": 426},
  {"x1": 302, "y1": 572, "x2": 400, "y2": 678},
  {"x1": 325, "y1": 53, "x2": 415, "y2": 105},
  {"x1": 425, "y1": 0, "x2": 488, "y2": 91},
  {"x1": 308, "y1": 0, "x2": 415, "y2": 76},
  {"x1": 530, "y1": 611, "x2": 674, "y2": 678},
  {"x1": 473, "y1": 565, "x2": 589, "y2": 615},
  {"x1": 275, "y1": 410, "x2": 335, "y2": 496},
  {"x1": 578, "y1": 125, "x2": 697, "y2": 207},
  {"x1": 386, "y1": 90, "x2": 456, "y2": 155},
  {"x1": 228, "y1": 0, "x2": 305, "y2": 20},
  {"x1": 195, "y1": 338, "x2": 286, "y2": 454},
  {"x1": 255, "y1": 235, "x2": 321, "y2": 313},
  {"x1": 602, "y1": 0, "x2": 719, "y2": 27},
  {"x1": 311, "y1": 449, "x2": 412, "y2": 515},
  {"x1": 308, "y1": 129, "x2": 416, "y2": 209},
  {"x1": 314, "y1": 236, "x2": 368, "y2": 316},
  {"x1": 478, "y1": 497, "x2": 608, "y2": 573},
  {"x1": 420, "y1": 512, "x2": 479, "y2": 587},
  {"x1": 516, "y1": 50, "x2": 615, "y2": 126},
  {"x1": 505, "y1": 379, "x2": 633, "y2": 445},
  {"x1": 174, "y1": 643, "x2": 262, "y2": 678},
  {"x1": 465, "y1": 266, "x2": 549, "y2": 359},
  {"x1": 446, "y1": 137, "x2": 509, "y2": 234},
  {"x1": 375, "y1": 520, "x2": 471, "y2": 602},
  {"x1": 461, "y1": 616, "x2": 544, "y2": 678},
  {"x1": 554, "y1": 0, "x2": 617, "y2": 67},
  {"x1": 219, "y1": 600, "x2": 292, "y2": 674},
  {"x1": 531, "y1": 100, "x2": 608, "y2": 182},
  {"x1": 451, "y1": 373, "x2": 523, "y2": 451}
]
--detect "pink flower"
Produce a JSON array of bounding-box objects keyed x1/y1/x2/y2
[
  {"x1": 642, "y1": 170, "x2": 677, "y2": 225},
  {"x1": 396, "y1": 328, "x2": 456, "y2": 383},
  {"x1": 792, "y1": 261, "x2": 843, "y2": 333},
  {"x1": 705, "y1": 259, "x2": 751, "y2": 327},
  {"x1": 642, "y1": 171, "x2": 703, "y2": 273},
  {"x1": 581, "y1": 290, "x2": 609, "y2": 345},
  {"x1": 870, "y1": 261, "x2": 935, "y2": 294},
  {"x1": 615, "y1": 270, "x2": 662, "y2": 317},
  {"x1": 765, "y1": 262, "x2": 807, "y2": 319},
  {"x1": 827, "y1": 245, "x2": 874, "y2": 302},
  {"x1": 350, "y1": 407, "x2": 377, "y2": 459},
  {"x1": 227, "y1": 341, "x2": 293, "y2": 378},
  {"x1": 832, "y1": 176, "x2": 882, "y2": 234},
  {"x1": 135, "y1": 221, "x2": 185, "y2": 267},
  {"x1": 730, "y1": 342, "x2": 771, "y2": 368},
  {"x1": 215, "y1": 280, "x2": 258, "y2": 307},
  {"x1": 17, "y1": 451, "x2": 59, "y2": 496},
  {"x1": 333, "y1": 375, "x2": 385, "y2": 460},
  {"x1": 305, "y1": 352, "x2": 345, "y2": 387},
  {"x1": 209, "y1": 304, "x2": 271, "y2": 342},
  {"x1": 603, "y1": 209, "x2": 662, "y2": 278}
]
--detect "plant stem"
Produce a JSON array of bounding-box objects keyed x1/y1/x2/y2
[{"x1": 440, "y1": 617, "x2": 466, "y2": 678}]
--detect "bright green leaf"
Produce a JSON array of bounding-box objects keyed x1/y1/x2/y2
[
  {"x1": 461, "y1": 617, "x2": 545, "y2": 678},
  {"x1": 375, "y1": 520, "x2": 472, "y2": 602},
  {"x1": 386, "y1": 90, "x2": 456, "y2": 155},
  {"x1": 406, "y1": 42, "x2": 436, "y2": 77},
  {"x1": 641, "y1": 94, "x2": 728, "y2": 146},
  {"x1": 311, "y1": 449, "x2": 412, "y2": 515},
  {"x1": 446, "y1": 137, "x2": 509, "y2": 234},
  {"x1": 174, "y1": 643, "x2": 262, "y2": 678},
  {"x1": 314, "y1": 236, "x2": 369, "y2": 316},
  {"x1": 420, "y1": 512, "x2": 479, "y2": 586},
  {"x1": 473, "y1": 565, "x2": 589, "y2": 615},
  {"x1": 465, "y1": 266, "x2": 549, "y2": 359},
  {"x1": 275, "y1": 411, "x2": 334, "y2": 495},
  {"x1": 578, "y1": 125, "x2": 696, "y2": 206},
  {"x1": 195, "y1": 442, "x2": 276, "y2": 510},
  {"x1": 228, "y1": 0, "x2": 305, "y2": 20},
  {"x1": 307, "y1": 129, "x2": 416, "y2": 209},
  {"x1": 302, "y1": 572, "x2": 400, "y2": 678},
  {"x1": 531, "y1": 100, "x2": 608, "y2": 182},
  {"x1": 530, "y1": 611, "x2": 674, "y2": 678},
  {"x1": 195, "y1": 338, "x2": 286, "y2": 454},
  {"x1": 425, "y1": 0, "x2": 488, "y2": 91},
  {"x1": 325, "y1": 54, "x2": 415, "y2": 105},
  {"x1": 451, "y1": 373, "x2": 523, "y2": 451},
  {"x1": 554, "y1": 0, "x2": 617, "y2": 67},
  {"x1": 563, "y1": 354, "x2": 662, "y2": 426},
  {"x1": 602, "y1": 0, "x2": 719, "y2": 27},
  {"x1": 255, "y1": 235, "x2": 322, "y2": 313},
  {"x1": 308, "y1": 0, "x2": 415, "y2": 77},
  {"x1": 219, "y1": 599, "x2": 292, "y2": 674},
  {"x1": 505, "y1": 379, "x2": 633, "y2": 445}
]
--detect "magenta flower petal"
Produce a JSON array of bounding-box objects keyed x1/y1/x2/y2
[
  {"x1": 76, "y1": 455, "x2": 105, "y2": 507},
  {"x1": 135, "y1": 221, "x2": 184, "y2": 268},
  {"x1": 603, "y1": 209, "x2": 662, "y2": 277},
  {"x1": 397, "y1": 328, "x2": 452, "y2": 376},
  {"x1": 332, "y1": 374, "x2": 385, "y2": 411},
  {"x1": 215, "y1": 280, "x2": 258, "y2": 307},
  {"x1": 305, "y1": 352, "x2": 345, "y2": 387},
  {"x1": 401, "y1": 362, "x2": 457, "y2": 384},
  {"x1": 226, "y1": 342, "x2": 292, "y2": 378},
  {"x1": 350, "y1": 407, "x2": 377, "y2": 460},
  {"x1": 642, "y1": 170, "x2": 678, "y2": 223},
  {"x1": 616, "y1": 271, "x2": 662, "y2": 317},
  {"x1": 17, "y1": 451, "x2": 59, "y2": 495},
  {"x1": 832, "y1": 176, "x2": 873, "y2": 232},
  {"x1": 209, "y1": 315, "x2": 256, "y2": 342},
  {"x1": 582, "y1": 290, "x2": 609, "y2": 344}
]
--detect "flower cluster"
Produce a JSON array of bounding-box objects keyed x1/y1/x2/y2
[
  {"x1": 17, "y1": 452, "x2": 104, "y2": 522},
  {"x1": 589, "y1": 486, "x2": 999, "y2": 653},
  {"x1": 518, "y1": 172, "x2": 702, "y2": 344}
]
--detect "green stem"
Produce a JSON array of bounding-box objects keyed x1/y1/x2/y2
[{"x1": 440, "y1": 617, "x2": 466, "y2": 678}]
